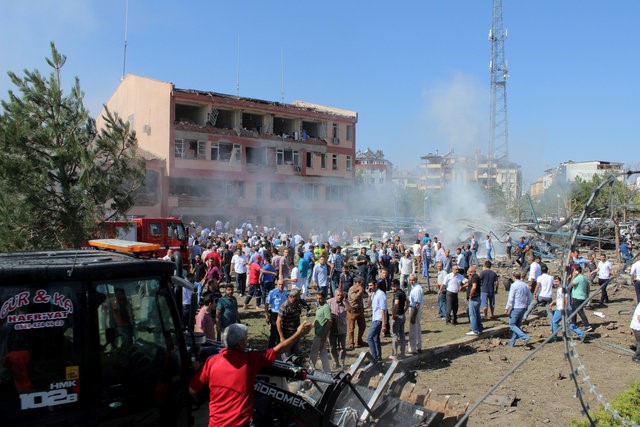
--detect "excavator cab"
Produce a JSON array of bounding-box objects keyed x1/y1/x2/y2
[{"x1": 0, "y1": 242, "x2": 192, "y2": 426}]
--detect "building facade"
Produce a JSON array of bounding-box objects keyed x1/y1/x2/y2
[
  {"x1": 355, "y1": 148, "x2": 392, "y2": 186},
  {"x1": 98, "y1": 75, "x2": 357, "y2": 231},
  {"x1": 537, "y1": 160, "x2": 625, "y2": 193},
  {"x1": 418, "y1": 150, "x2": 522, "y2": 201}
]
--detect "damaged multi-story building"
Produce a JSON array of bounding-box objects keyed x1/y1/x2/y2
[{"x1": 98, "y1": 75, "x2": 358, "y2": 230}]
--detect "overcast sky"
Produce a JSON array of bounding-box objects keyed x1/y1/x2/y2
[{"x1": 1, "y1": 0, "x2": 638, "y2": 186}]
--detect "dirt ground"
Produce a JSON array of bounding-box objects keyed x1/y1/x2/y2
[{"x1": 240, "y1": 254, "x2": 640, "y2": 426}]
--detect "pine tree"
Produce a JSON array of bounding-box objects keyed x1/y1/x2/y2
[{"x1": 0, "y1": 42, "x2": 144, "y2": 250}]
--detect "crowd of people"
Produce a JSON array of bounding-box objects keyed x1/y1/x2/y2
[{"x1": 178, "y1": 222, "x2": 640, "y2": 426}]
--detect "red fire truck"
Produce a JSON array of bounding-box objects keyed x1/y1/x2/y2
[{"x1": 99, "y1": 217, "x2": 190, "y2": 268}]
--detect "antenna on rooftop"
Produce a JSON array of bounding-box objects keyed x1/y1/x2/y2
[
  {"x1": 236, "y1": 33, "x2": 240, "y2": 96},
  {"x1": 121, "y1": 0, "x2": 129, "y2": 81},
  {"x1": 281, "y1": 48, "x2": 285, "y2": 103}
]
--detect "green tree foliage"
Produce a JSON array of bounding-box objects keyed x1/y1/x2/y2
[
  {"x1": 0, "y1": 43, "x2": 144, "y2": 250},
  {"x1": 572, "y1": 381, "x2": 640, "y2": 426},
  {"x1": 570, "y1": 174, "x2": 640, "y2": 219}
]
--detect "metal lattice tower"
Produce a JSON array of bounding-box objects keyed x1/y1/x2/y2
[{"x1": 488, "y1": 0, "x2": 509, "y2": 169}]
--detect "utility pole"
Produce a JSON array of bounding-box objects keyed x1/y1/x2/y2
[{"x1": 488, "y1": 0, "x2": 509, "y2": 184}]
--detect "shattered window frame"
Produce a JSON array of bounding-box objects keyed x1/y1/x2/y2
[
  {"x1": 197, "y1": 141, "x2": 207, "y2": 159},
  {"x1": 174, "y1": 139, "x2": 184, "y2": 158},
  {"x1": 211, "y1": 142, "x2": 238, "y2": 162}
]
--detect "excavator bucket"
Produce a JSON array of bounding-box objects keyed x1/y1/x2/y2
[{"x1": 255, "y1": 350, "x2": 458, "y2": 426}]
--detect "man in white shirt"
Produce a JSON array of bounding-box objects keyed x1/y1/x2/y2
[
  {"x1": 469, "y1": 236, "x2": 479, "y2": 266},
  {"x1": 436, "y1": 262, "x2": 448, "y2": 319},
  {"x1": 441, "y1": 265, "x2": 465, "y2": 325},
  {"x1": 630, "y1": 301, "x2": 640, "y2": 363},
  {"x1": 366, "y1": 279, "x2": 387, "y2": 362},
  {"x1": 505, "y1": 271, "x2": 533, "y2": 347},
  {"x1": 398, "y1": 250, "x2": 415, "y2": 291},
  {"x1": 524, "y1": 264, "x2": 554, "y2": 321},
  {"x1": 631, "y1": 259, "x2": 640, "y2": 304},
  {"x1": 231, "y1": 248, "x2": 249, "y2": 296},
  {"x1": 528, "y1": 255, "x2": 542, "y2": 292},
  {"x1": 408, "y1": 274, "x2": 424, "y2": 354},
  {"x1": 485, "y1": 235, "x2": 494, "y2": 261},
  {"x1": 596, "y1": 253, "x2": 614, "y2": 305},
  {"x1": 411, "y1": 239, "x2": 422, "y2": 275}
]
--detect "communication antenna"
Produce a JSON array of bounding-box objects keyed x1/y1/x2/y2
[
  {"x1": 236, "y1": 33, "x2": 240, "y2": 96},
  {"x1": 281, "y1": 48, "x2": 285, "y2": 103},
  {"x1": 488, "y1": 0, "x2": 509, "y2": 167},
  {"x1": 121, "y1": 0, "x2": 129, "y2": 81}
]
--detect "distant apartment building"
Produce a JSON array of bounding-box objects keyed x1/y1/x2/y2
[
  {"x1": 355, "y1": 149, "x2": 392, "y2": 185},
  {"x1": 538, "y1": 160, "x2": 625, "y2": 192},
  {"x1": 98, "y1": 75, "x2": 357, "y2": 230},
  {"x1": 529, "y1": 177, "x2": 544, "y2": 199},
  {"x1": 418, "y1": 150, "x2": 522, "y2": 201},
  {"x1": 391, "y1": 169, "x2": 420, "y2": 189}
]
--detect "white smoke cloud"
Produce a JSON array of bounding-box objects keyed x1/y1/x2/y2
[
  {"x1": 421, "y1": 72, "x2": 487, "y2": 157},
  {"x1": 417, "y1": 73, "x2": 506, "y2": 251}
]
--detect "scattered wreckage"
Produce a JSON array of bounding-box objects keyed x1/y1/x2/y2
[{"x1": 196, "y1": 341, "x2": 467, "y2": 426}]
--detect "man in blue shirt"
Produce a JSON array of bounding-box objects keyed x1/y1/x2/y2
[
  {"x1": 264, "y1": 279, "x2": 288, "y2": 347},
  {"x1": 260, "y1": 257, "x2": 277, "y2": 296},
  {"x1": 620, "y1": 241, "x2": 633, "y2": 271},
  {"x1": 303, "y1": 247, "x2": 315, "y2": 291},
  {"x1": 312, "y1": 256, "x2": 330, "y2": 297},
  {"x1": 505, "y1": 271, "x2": 533, "y2": 347}
]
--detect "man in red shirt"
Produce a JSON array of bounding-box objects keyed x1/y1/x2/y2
[
  {"x1": 189, "y1": 321, "x2": 312, "y2": 427},
  {"x1": 204, "y1": 246, "x2": 222, "y2": 268},
  {"x1": 244, "y1": 254, "x2": 263, "y2": 309}
]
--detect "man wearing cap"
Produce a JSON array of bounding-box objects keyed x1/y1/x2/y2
[
  {"x1": 276, "y1": 288, "x2": 309, "y2": 358},
  {"x1": 190, "y1": 321, "x2": 312, "y2": 427}
]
